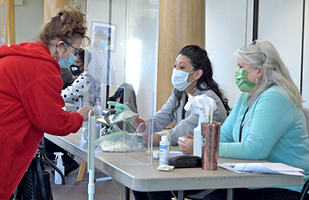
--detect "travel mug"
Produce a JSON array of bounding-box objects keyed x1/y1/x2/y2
[{"x1": 201, "y1": 122, "x2": 221, "y2": 170}]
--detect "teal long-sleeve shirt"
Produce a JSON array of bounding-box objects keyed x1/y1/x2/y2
[{"x1": 219, "y1": 86, "x2": 309, "y2": 192}]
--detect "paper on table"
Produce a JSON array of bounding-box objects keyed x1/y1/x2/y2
[
  {"x1": 153, "y1": 151, "x2": 183, "y2": 159},
  {"x1": 218, "y1": 163, "x2": 304, "y2": 176}
]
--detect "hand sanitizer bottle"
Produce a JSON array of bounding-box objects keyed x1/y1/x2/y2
[
  {"x1": 93, "y1": 98, "x2": 102, "y2": 116},
  {"x1": 93, "y1": 98, "x2": 102, "y2": 140},
  {"x1": 194, "y1": 115, "x2": 208, "y2": 157},
  {"x1": 54, "y1": 152, "x2": 65, "y2": 184},
  {"x1": 159, "y1": 136, "x2": 169, "y2": 165}
]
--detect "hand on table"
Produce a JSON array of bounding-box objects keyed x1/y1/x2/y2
[{"x1": 178, "y1": 134, "x2": 194, "y2": 154}]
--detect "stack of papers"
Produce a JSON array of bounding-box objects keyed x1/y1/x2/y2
[{"x1": 218, "y1": 163, "x2": 304, "y2": 176}]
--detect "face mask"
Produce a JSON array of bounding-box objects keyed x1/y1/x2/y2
[
  {"x1": 69, "y1": 65, "x2": 82, "y2": 76},
  {"x1": 235, "y1": 67, "x2": 256, "y2": 92},
  {"x1": 59, "y1": 53, "x2": 76, "y2": 68},
  {"x1": 100, "y1": 40, "x2": 107, "y2": 49},
  {"x1": 171, "y1": 68, "x2": 195, "y2": 91},
  {"x1": 57, "y1": 44, "x2": 77, "y2": 69}
]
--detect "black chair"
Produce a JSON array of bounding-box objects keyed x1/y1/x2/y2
[
  {"x1": 300, "y1": 180, "x2": 309, "y2": 200},
  {"x1": 300, "y1": 107, "x2": 309, "y2": 200}
]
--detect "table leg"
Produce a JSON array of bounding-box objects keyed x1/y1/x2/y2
[
  {"x1": 76, "y1": 160, "x2": 87, "y2": 181},
  {"x1": 227, "y1": 188, "x2": 234, "y2": 200},
  {"x1": 178, "y1": 190, "x2": 184, "y2": 200},
  {"x1": 125, "y1": 187, "x2": 130, "y2": 200}
]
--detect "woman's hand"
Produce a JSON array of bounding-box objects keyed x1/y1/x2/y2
[
  {"x1": 178, "y1": 134, "x2": 194, "y2": 154},
  {"x1": 77, "y1": 105, "x2": 93, "y2": 121}
]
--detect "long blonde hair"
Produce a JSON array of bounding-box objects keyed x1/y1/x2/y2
[{"x1": 235, "y1": 40, "x2": 303, "y2": 107}]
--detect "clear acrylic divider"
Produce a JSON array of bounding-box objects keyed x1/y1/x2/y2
[
  {"x1": 92, "y1": 84, "x2": 154, "y2": 165},
  {"x1": 119, "y1": 86, "x2": 155, "y2": 165}
]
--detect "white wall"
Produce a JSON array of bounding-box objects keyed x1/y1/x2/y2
[
  {"x1": 15, "y1": 0, "x2": 44, "y2": 44},
  {"x1": 15, "y1": 0, "x2": 87, "y2": 45},
  {"x1": 206, "y1": 0, "x2": 253, "y2": 107},
  {"x1": 206, "y1": 0, "x2": 308, "y2": 109},
  {"x1": 258, "y1": 0, "x2": 303, "y2": 90}
]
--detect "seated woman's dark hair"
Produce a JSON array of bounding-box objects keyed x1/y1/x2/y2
[{"x1": 171, "y1": 45, "x2": 230, "y2": 119}]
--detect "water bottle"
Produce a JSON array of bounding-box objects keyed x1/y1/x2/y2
[{"x1": 159, "y1": 136, "x2": 169, "y2": 165}]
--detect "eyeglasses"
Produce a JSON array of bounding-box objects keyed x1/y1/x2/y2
[{"x1": 64, "y1": 42, "x2": 80, "y2": 56}]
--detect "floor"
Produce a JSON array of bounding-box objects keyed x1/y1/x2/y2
[{"x1": 46, "y1": 157, "x2": 136, "y2": 200}]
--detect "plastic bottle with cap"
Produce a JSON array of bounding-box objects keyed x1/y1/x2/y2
[
  {"x1": 93, "y1": 98, "x2": 102, "y2": 140},
  {"x1": 93, "y1": 98, "x2": 102, "y2": 116},
  {"x1": 54, "y1": 152, "x2": 65, "y2": 184},
  {"x1": 159, "y1": 135, "x2": 169, "y2": 165}
]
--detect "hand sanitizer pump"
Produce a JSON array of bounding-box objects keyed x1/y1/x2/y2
[{"x1": 54, "y1": 152, "x2": 65, "y2": 184}]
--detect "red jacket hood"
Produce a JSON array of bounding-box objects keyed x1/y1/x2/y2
[{"x1": 0, "y1": 42, "x2": 60, "y2": 73}]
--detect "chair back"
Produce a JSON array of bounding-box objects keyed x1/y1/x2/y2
[
  {"x1": 108, "y1": 83, "x2": 138, "y2": 113},
  {"x1": 300, "y1": 107, "x2": 309, "y2": 200}
]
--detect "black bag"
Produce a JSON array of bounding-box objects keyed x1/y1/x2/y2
[{"x1": 16, "y1": 155, "x2": 53, "y2": 200}]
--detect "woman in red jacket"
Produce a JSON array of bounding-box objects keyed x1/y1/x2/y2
[{"x1": 0, "y1": 6, "x2": 92, "y2": 199}]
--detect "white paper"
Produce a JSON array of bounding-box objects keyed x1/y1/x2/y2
[
  {"x1": 218, "y1": 163, "x2": 304, "y2": 176},
  {"x1": 153, "y1": 151, "x2": 183, "y2": 159}
]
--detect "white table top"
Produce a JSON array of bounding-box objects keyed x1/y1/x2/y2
[{"x1": 45, "y1": 130, "x2": 303, "y2": 192}]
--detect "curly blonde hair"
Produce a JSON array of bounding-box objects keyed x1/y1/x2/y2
[{"x1": 39, "y1": 5, "x2": 89, "y2": 46}]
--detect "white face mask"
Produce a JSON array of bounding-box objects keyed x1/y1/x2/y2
[{"x1": 171, "y1": 68, "x2": 195, "y2": 91}]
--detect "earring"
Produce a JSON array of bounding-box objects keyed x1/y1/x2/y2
[{"x1": 255, "y1": 78, "x2": 259, "y2": 84}]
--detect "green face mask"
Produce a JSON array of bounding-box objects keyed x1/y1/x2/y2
[{"x1": 235, "y1": 67, "x2": 256, "y2": 92}]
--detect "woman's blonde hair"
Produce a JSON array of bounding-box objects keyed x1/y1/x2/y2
[
  {"x1": 39, "y1": 5, "x2": 90, "y2": 46},
  {"x1": 235, "y1": 40, "x2": 303, "y2": 107}
]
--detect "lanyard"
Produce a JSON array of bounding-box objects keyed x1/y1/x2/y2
[{"x1": 239, "y1": 108, "x2": 249, "y2": 142}]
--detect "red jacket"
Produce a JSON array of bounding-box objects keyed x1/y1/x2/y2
[{"x1": 0, "y1": 42, "x2": 83, "y2": 199}]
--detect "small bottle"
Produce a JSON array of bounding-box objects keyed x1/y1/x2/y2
[
  {"x1": 159, "y1": 136, "x2": 169, "y2": 165},
  {"x1": 93, "y1": 98, "x2": 102, "y2": 140},
  {"x1": 54, "y1": 152, "x2": 65, "y2": 184},
  {"x1": 93, "y1": 98, "x2": 102, "y2": 116},
  {"x1": 82, "y1": 101, "x2": 90, "y2": 141},
  {"x1": 83, "y1": 121, "x2": 88, "y2": 141}
]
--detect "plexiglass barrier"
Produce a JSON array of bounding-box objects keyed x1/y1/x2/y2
[
  {"x1": 94, "y1": 85, "x2": 155, "y2": 164},
  {"x1": 82, "y1": 0, "x2": 158, "y2": 166}
]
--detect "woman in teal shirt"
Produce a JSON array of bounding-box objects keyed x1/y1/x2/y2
[
  {"x1": 180, "y1": 40, "x2": 309, "y2": 199},
  {"x1": 203, "y1": 40, "x2": 309, "y2": 199}
]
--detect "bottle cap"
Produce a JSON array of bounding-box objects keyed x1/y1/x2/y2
[{"x1": 95, "y1": 98, "x2": 100, "y2": 106}]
